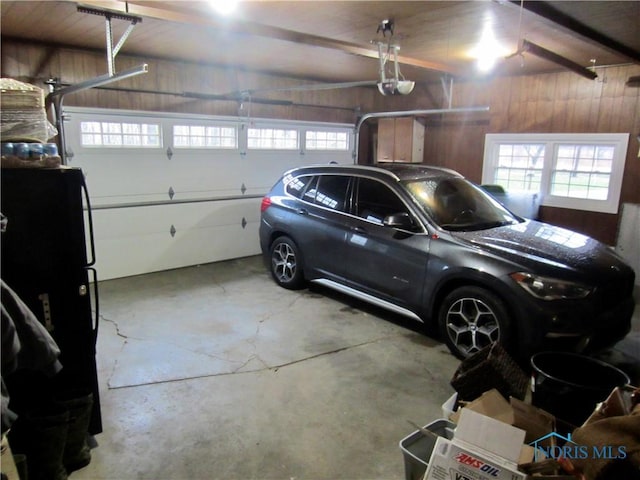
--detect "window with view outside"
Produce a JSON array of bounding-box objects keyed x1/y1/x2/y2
[
  {"x1": 551, "y1": 144, "x2": 613, "y2": 200},
  {"x1": 173, "y1": 125, "x2": 237, "y2": 148},
  {"x1": 495, "y1": 144, "x2": 545, "y2": 192},
  {"x1": 248, "y1": 128, "x2": 298, "y2": 150},
  {"x1": 482, "y1": 134, "x2": 628, "y2": 214},
  {"x1": 81, "y1": 121, "x2": 161, "y2": 147},
  {"x1": 305, "y1": 130, "x2": 349, "y2": 150}
]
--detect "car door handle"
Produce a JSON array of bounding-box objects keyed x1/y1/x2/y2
[{"x1": 296, "y1": 208, "x2": 308, "y2": 215}]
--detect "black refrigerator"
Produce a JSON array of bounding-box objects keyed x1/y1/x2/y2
[{"x1": 1, "y1": 166, "x2": 102, "y2": 434}]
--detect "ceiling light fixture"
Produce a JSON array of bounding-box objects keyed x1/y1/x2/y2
[
  {"x1": 208, "y1": 0, "x2": 239, "y2": 16},
  {"x1": 469, "y1": 19, "x2": 510, "y2": 73}
]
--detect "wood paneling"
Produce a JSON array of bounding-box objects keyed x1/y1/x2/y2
[
  {"x1": 0, "y1": 39, "x2": 370, "y2": 125},
  {"x1": 426, "y1": 65, "x2": 640, "y2": 244},
  {"x1": 2, "y1": 39, "x2": 639, "y2": 244},
  {"x1": 2, "y1": 1, "x2": 639, "y2": 84}
]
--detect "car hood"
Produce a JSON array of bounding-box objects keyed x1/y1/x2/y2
[{"x1": 455, "y1": 219, "x2": 633, "y2": 280}]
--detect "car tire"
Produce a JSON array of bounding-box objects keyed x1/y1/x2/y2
[
  {"x1": 438, "y1": 286, "x2": 511, "y2": 359},
  {"x1": 269, "y1": 236, "x2": 305, "y2": 289}
]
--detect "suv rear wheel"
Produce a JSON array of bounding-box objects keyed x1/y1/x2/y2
[
  {"x1": 438, "y1": 286, "x2": 511, "y2": 359},
  {"x1": 270, "y1": 236, "x2": 305, "y2": 289}
]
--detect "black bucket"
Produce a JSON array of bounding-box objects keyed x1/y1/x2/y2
[{"x1": 530, "y1": 352, "x2": 630, "y2": 427}]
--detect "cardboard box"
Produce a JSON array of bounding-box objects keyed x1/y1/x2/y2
[
  {"x1": 424, "y1": 409, "x2": 527, "y2": 480},
  {"x1": 448, "y1": 388, "x2": 572, "y2": 445},
  {"x1": 441, "y1": 392, "x2": 458, "y2": 420},
  {"x1": 425, "y1": 436, "x2": 526, "y2": 480},
  {"x1": 439, "y1": 386, "x2": 640, "y2": 480},
  {"x1": 428, "y1": 398, "x2": 575, "y2": 480},
  {"x1": 450, "y1": 389, "x2": 514, "y2": 425}
]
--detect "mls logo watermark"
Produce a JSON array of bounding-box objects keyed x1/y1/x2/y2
[{"x1": 529, "y1": 432, "x2": 627, "y2": 462}]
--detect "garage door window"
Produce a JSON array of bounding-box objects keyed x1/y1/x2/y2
[
  {"x1": 483, "y1": 133, "x2": 629, "y2": 214},
  {"x1": 173, "y1": 125, "x2": 237, "y2": 149},
  {"x1": 305, "y1": 130, "x2": 349, "y2": 151},
  {"x1": 247, "y1": 128, "x2": 298, "y2": 150},
  {"x1": 81, "y1": 121, "x2": 162, "y2": 147}
]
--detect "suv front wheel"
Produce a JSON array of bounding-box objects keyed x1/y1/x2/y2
[
  {"x1": 438, "y1": 286, "x2": 511, "y2": 359},
  {"x1": 270, "y1": 236, "x2": 305, "y2": 289}
]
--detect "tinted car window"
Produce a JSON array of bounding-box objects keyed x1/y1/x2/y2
[
  {"x1": 310, "y1": 175, "x2": 350, "y2": 212},
  {"x1": 284, "y1": 173, "x2": 315, "y2": 199},
  {"x1": 302, "y1": 176, "x2": 319, "y2": 202},
  {"x1": 356, "y1": 178, "x2": 410, "y2": 224},
  {"x1": 405, "y1": 177, "x2": 519, "y2": 231}
]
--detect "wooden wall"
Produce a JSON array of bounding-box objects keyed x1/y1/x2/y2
[
  {"x1": 421, "y1": 66, "x2": 640, "y2": 245},
  {"x1": 2, "y1": 38, "x2": 639, "y2": 244},
  {"x1": 0, "y1": 39, "x2": 375, "y2": 125}
]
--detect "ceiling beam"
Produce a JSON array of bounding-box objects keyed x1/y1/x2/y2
[
  {"x1": 509, "y1": 0, "x2": 640, "y2": 64},
  {"x1": 521, "y1": 40, "x2": 597, "y2": 80},
  {"x1": 76, "y1": 0, "x2": 462, "y2": 76}
]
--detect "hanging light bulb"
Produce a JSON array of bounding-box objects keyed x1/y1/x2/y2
[
  {"x1": 469, "y1": 16, "x2": 510, "y2": 73},
  {"x1": 208, "y1": 0, "x2": 239, "y2": 15}
]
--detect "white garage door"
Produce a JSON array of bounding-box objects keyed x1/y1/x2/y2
[{"x1": 63, "y1": 107, "x2": 354, "y2": 280}]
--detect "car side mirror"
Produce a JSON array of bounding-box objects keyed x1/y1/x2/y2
[{"x1": 383, "y1": 212, "x2": 414, "y2": 230}]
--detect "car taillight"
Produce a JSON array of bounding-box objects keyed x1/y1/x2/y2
[{"x1": 260, "y1": 196, "x2": 272, "y2": 212}]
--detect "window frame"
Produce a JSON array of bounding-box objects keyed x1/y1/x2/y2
[
  {"x1": 247, "y1": 127, "x2": 299, "y2": 150},
  {"x1": 70, "y1": 108, "x2": 354, "y2": 166},
  {"x1": 482, "y1": 133, "x2": 629, "y2": 214},
  {"x1": 304, "y1": 128, "x2": 350, "y2": 151},
  {"x1": 354, "y1": 176, "x2": 411, "y2": 224},
  {"x1": 80, "y1": 120, "x2": 163, "y2": 148},
  {"x1": 172, "y1": 123, "x2": 238, "y2": 149},
  {"x1": 307, "y1": 174, "x2": 351, "y2": 213}
]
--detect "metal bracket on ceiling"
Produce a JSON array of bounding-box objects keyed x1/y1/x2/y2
[
  {"x1": 77, "y1": 4, "x2": 143, "y2": 75},
  {"x1": 44, "y1": 6, "x2": 146, "y2": 165}
]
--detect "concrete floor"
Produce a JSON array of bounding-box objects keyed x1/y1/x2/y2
[{"x1": 72, "y1": 255, "x2": 640, "y2": 480}]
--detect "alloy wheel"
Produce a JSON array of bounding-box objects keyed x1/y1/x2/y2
[
  {"x1": 272, "y1": 242, "x2": 297, "y2": 283},
  {"x1": 445, "y1": 296, "x2": 500, "y2": 356}
]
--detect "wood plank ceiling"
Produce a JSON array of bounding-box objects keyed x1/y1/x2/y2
[{"x1": 1, "y1": 0, "x2": 639, "y2": 93}]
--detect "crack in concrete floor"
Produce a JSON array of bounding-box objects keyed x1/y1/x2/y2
[{"x1": 100, "y1": 313, "x2": 397, "y2": 390}]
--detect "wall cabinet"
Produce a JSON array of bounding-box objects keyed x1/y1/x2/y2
[{"x1": 376, "y1": 117, "x2": 425, "y2": 163}]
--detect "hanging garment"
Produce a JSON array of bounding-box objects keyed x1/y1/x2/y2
[{"x1": 1, "y1": 279, "x2": 62, "y2": 433}]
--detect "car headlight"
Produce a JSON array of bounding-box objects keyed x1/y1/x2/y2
[{"x1": 510, "y1": 272, "x2": 594, "y2": 301}]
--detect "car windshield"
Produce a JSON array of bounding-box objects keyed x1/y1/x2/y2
[{"x1": 404, "y1": 177, "x2": 522, "y2": 231}]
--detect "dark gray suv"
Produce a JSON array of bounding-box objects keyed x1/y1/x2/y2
[{"x1": 259, "y1": 163, "x2": 635, "y2": 360}]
